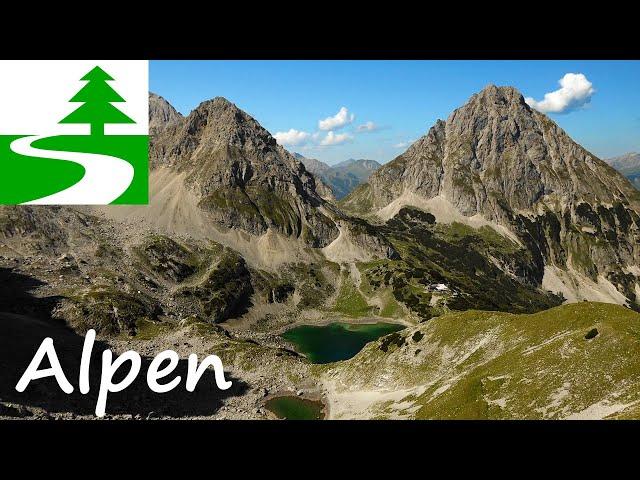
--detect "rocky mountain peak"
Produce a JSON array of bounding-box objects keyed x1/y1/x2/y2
[
  {"x1": 369, "y1": 84, "x2": 638, "y2": 217},
  {"x1": 149, "y1": 92, "x2": 182, "y2": 135},
  {"x1": 445, "y1": 85, "x2": 538, "y2": 149},
  {"x1": 343, "y1": 85, "x2": 640, "y2": 305},
  {"x1": 454, "y1": 85, "x2": 531, "y2": 121},
  {"x1": 194, "y1": 96, "x2": 255, "y2": 125},
  {"x1": 179, "y1": 96, "x2": 277, "y2": 153},
  {"x1": 468, "y1": 84, "x2": 527, "y2": 105},
  {"x1": 149, "y1": 95, "x2": 340, "y2": 247}
]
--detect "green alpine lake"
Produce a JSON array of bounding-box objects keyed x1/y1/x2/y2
[
  {"x1": 282, "y1": 322, "x2": 405, "y2": 364},
  {"x1": 264, "y1": 396, "x2": 325, "y2": 420}
]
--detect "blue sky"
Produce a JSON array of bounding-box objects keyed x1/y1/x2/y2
[{"x1": 150, "y1": 60, "x2": 640, "y2": 165}]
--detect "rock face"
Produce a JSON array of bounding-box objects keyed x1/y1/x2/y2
[
  {"x1": 149, "y1": 92, "x2": 182, "y2": 135},
  {"x1": 344, "y1": 85, "x2": 640, "y2": 306},
  {"x1": 150, "y1": 97, "x2": 340, "y2": 247},
  {"x1": 297, "y1": 154, "x2": 381, "y2": 199}
]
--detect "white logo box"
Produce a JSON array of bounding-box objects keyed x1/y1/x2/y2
[{"x1": 0, "y1": 60, "x2": 148, "y2": 136}]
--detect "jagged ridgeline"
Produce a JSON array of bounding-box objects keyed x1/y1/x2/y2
[{"x1": 342, "y1": 85, "x2": 640, "y2": 309}]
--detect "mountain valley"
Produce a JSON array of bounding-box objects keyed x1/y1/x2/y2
[{"x1": 2, "y1": 86, "x2": 640, "y2": 420}]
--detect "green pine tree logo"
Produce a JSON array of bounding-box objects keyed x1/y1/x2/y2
[{"x1": 59, "y1": 66, "x2": 135, "y2": 136}]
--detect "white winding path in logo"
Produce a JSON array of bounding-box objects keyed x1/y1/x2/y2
[{"x1": 10, "y1": 135, "x2": 135, "y2": 205}]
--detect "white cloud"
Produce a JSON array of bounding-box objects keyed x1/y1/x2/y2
[
  {"x1": 318, "y1": 107, "x2": 355, "y2": 131},
  {"x1": 320, "y1": 131, "x2": 353, "y2": 146},
  {"x1": 525, "y1": 73, "x2": 595, "y2": 114},
  {"x1": 274, "y1": 128, "x2": 311, "y2": 146},
  {"x1": 394, "y1": 140, "x2": 413, "y2": 148},
  {"x1": 357, "y1": 121, "x2": 378, "y2": 132}
]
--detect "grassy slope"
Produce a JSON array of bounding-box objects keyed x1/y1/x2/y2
[
  {"x1": 357, "y1": 262, "x2": 405, "y2": 319},
  {"x1": 322, "y1": 302, "x2": 640, "y2": 419},
  {"x1": 338, "y1": 183, "x2": 375, "y2": 217},
  {"x1": 332, "y1": 269, "x2": 373, "y2": 317}
]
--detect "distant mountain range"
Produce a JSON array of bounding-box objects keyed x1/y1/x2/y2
[
  {"x1": 294, "y1": 153, "x2": 381, "y2": 199},
  {"x1": 606, "y1": 153, "x2": 640, "y2": 189}
]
